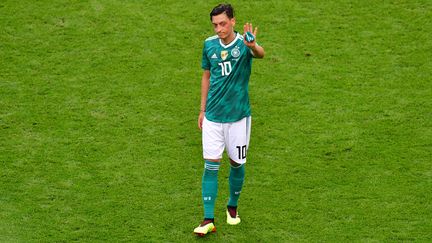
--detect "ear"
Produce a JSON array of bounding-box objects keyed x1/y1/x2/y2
[{"x1": 231, "y1": 17, "x2": 236, "y2": 27}]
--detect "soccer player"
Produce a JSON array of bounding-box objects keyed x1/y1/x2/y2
[{"x1": 193, "y1": 3, "x2": 265, "y2": 236}]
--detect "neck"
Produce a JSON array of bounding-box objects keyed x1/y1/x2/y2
[{"x1": 221, "y1": 31, "x2": 236, "y2": 45}]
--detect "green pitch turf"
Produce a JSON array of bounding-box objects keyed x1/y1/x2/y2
[{"x1": 1, "y1": 0, "x2": 431, "y2": 241}]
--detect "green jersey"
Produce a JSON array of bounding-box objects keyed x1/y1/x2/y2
[{"x1": 202, "y1": 32, "x2": 255, "y2": 123}]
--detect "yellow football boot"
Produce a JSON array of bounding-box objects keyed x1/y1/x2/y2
[
  {"x1": 193, "y1": 222, "x2": 216, "y2": 236},
  {"x1": 226, "y1": 210, "x2": 241, "y2": 225}
]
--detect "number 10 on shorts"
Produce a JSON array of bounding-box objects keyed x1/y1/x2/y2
[{"x1": 236, "y1": 145, "x2": 247, "y2": 160}]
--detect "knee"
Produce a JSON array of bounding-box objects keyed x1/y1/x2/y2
[{"x1": 229, "y1": 159, "x2": 242, "y2": 168}]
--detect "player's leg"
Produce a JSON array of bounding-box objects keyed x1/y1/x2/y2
[
  {"x1": 225, "y1": 158, "x2": 245, "y2": 225},
  {"x1": 224, "y1": 116, "x2": 251, "y2": 225},
  {"x1": 194, "y1": 117, "x2": 224, "y2": 236},
  {"x1": 202, "y1": 160, "x2": 220, "y2": 221}
]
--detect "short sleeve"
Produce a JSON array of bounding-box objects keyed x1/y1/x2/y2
[{"x1": 201, "y1": 42, "x2": 210, "y2": 70}]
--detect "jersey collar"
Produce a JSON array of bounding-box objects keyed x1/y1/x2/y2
[{"x1": 219, "y1": 32, "x2": 240, "y2": 49}]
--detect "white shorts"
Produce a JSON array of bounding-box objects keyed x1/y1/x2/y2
[{"x1": 202, "y1": 116, "x2": 251, "y2": 164}]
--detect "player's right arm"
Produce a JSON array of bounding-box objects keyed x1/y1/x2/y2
[{"x1": 198, "y1": 69, "x2": 210, "y2": 130}]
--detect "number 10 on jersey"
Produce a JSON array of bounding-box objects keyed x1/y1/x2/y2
[{"x1": 218, "y1": 61, "x2": 232, "y2": 76}]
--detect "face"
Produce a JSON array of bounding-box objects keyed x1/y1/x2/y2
[{"x1": 211, "y1": 13, "x2": 235, "y2": 41}]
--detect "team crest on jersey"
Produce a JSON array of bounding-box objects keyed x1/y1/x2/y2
[
  {"x1": 221, "y1": 50, "x2": 228, "y2": 61},
  {"x1": 231, "y1": 46, "x2": 240, "y2": 58}
]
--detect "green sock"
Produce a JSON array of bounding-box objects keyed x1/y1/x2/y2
[
  {"x1": 228, "y1": 163, "x2": 245, "y2": 207},
  {"x1": 202, "y1": 160, "x2": 220, "y2": 219}
]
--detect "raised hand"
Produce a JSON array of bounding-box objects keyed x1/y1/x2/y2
[{"x1": 243, "y1": 22, "x2": 258, "y2": 47}]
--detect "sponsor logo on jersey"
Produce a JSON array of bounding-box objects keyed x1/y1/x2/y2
[
  {"x1": 231, "y1": 46, "x2": 240, "y2": 58},
  {"x1": 221, "y1": 50, "x2": 228, "y2": 61},
  {"x1": 211, "y1": 53, "x2": 217, "y2": 59}
]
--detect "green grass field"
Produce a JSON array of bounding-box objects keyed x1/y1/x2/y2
[{"x1": 1, "y1": 0, "x2": 431, "y2": 241}]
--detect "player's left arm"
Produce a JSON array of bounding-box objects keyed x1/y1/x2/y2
[{"x1": 243, "y1": 23, "x2": 265, "y2": 58}]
